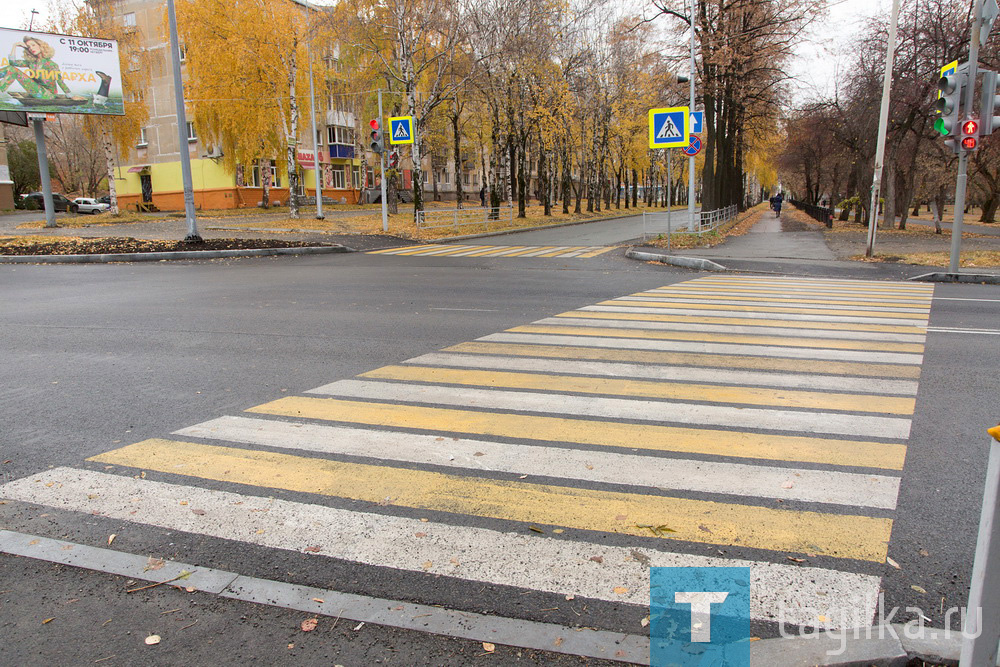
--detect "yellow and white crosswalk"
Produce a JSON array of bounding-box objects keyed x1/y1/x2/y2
[
  {"x1": 368, "y1": 243, "x2": 618, "y2": 259},
  {"x1": 1, "y1": 275, "x2": 934, "y2": 631}
]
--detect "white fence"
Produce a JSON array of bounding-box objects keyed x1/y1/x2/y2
[
  {"x1": 415, "y1": 206, "x2": 515, "y2": 237},
  {"x1": 641, "y1": 204, "x2": 739, "y2": 243}
]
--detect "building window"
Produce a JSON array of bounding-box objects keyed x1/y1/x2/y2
[
  {"x1": 327, "y1": 126, "x2": 354, "y2": 145},
  {"x1": 186, "y1": 122, "x2": 197, "y2": 142},
  {"x1": 129, "y1": 52, "x2": 141, "y2": 71},
  {"x1": 332, "y1": 167, "x2": 345, "y2": 189},
  {"x1": 178, "y1": 44, "x2": 187, "y2": 63},
  {"x1": 124, "y1": 12, "x2": 136, "y2": 28},
  {"x1": 463, "y1": 172, "x2": 470, "y2": 186},
  {"x1": 137, "y1": 127, "x2": 148, "y2": 147},
  {"x1": 248, "y1": 161, "x2": 280, "y2": 188},
  {"x1": 352, "y1": 166, "x2": 361, "y2": 188},
  {"x1": 442, "y1": 170, "x2": 450, "y2": 185},
  {"x1": 423, "y1": 170, "x2": 429, "y2": 184}
]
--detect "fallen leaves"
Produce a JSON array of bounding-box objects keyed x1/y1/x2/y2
[
  {"x1": 190, "y1": 509, "x2": 206, "y2": 516},
  {"x1": 613, "y1": 586, "x2": 629, "y2": 596},
  {"x1": 414, "y1": 532, "x2": 427, "y2": 538},
  {"x1": 636, "y1": 524, "x2": 676, "y2": 537},
  {"x1": 303, "y1": 545, "x2": 322, "y2": 553},
  {"x1": 144, "y1": 557, "x2": 165, "y2": 572},
  {"x1": 911, "y1": 585, "x2": 927, "y2": 594},
  {"x1": 107, "y1": 534, "x2": 117, "y2": 546},
  {"x1": 300, "y1": 618, "x2": 318, "y2": 632},
  {"x1": 589, "y1": 556, "x2": 604, "y2": 564},
  {"x1": 144, "y1": 634, "x2": 161, "y2": 645},
  {"x1": 886, "y1": 556, "x2": 900, "y2": 569},
  {"x1": 422, "y1": 561, "x2": 433, "y2": 571},
  {"x1": 42, "y1": 617, "x2": 55, "y2": 624},
  {"x1": 482, "y1": 642, "x2": 496, "y2": 653},
  {"x1": 529, "y1": 526, "x2": 544, "y2": 534},
  {"x1": 641, "y1": 616, "x2": 650, "y2": 628}
]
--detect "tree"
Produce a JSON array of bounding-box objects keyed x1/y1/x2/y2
[{"x1": 9, "y1": 138, "x2": 40, "y2": 200}]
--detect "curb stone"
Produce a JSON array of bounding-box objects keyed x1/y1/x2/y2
[
  {"x1": 0, "y1": 245, "x2": 353, "y2": 264},
  {"x1": 625, "y1": 248, "x2": 727, "y2": 272},
  {"x1": 910, "y1": 271, "x2": 1000, "y2": 285}
]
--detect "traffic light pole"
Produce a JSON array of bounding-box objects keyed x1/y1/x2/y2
[
  {"x1": 948, "y1": 0, "x2": 985, "y2": 275},
  {"x1": 687, "y1": 0, "x2": 696, "y2": 231},
  {"x1": 378, "y1": 89, "x2": 388, "y2": 233}
]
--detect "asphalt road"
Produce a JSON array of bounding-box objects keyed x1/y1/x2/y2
[{"x1": 2, "y1": 236, "x2": 999, "y2": 665}]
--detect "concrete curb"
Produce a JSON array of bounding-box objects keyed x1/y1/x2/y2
[
  {"x1": 625, "y1": 248, "x2": 728, "y2": 272},
  {"x1": 0, "y1": 245, "x2": 353, "y2": 264},
  {"x1": 910, "y1": 271, "x2": 1000, "y2": 284}
]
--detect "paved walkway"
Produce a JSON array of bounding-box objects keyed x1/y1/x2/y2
[{"x1": 683, "y1": 210, "x2": 837, "y2": 261}]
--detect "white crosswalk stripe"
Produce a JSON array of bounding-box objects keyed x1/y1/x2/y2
[
  {"x1": 1, "y1": 275, "x2": 934, "y2": 634},
  {"x1": 368, "y1": 243, "x2": 616, "y2": 259}
]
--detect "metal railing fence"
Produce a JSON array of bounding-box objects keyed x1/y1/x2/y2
[
  {"x1": 789, "y1": 199, "x2": 834, "y2": 228},
  {"x1": 641, "y1": 204, "x2": 739, "y2": 244},
  {"x1": 415, "y1": 206, "x2": 515, "y2": 237}
]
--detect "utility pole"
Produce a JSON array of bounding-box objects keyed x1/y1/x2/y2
[
  {"x1": 865, "y1": 0, "x2": 901, "y2": 257},
  {"x1": 687, "y1": 0, "x2": 697, "y2": 231},
  {"x1": 166, "y1": 0, "x2": 200, "y2": 242},
  {"x1": 949, "y1": 0, "x2": 986, "y2": 275},
  {"x1": 308, "y1": 47, "x2": 323, "y2": 220},
  {"x1": 378, "y1": 89, "x2": 388, "y2": 233}
]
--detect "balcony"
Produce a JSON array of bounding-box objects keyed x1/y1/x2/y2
[{"x1": 328, "y1": 144, "x2": 355, "y2": 160}]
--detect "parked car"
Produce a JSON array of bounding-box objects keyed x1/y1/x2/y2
[
  {"x1": 97, "y1": 195, "x2": 111, "y2": 205},
  {"x1": 72, "y1": 197, "x2": 111, "y2": 214},
  {"x1": 21, "y1": 192, "x2": 75, "y2": 212}
]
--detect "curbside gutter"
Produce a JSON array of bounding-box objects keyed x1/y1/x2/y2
[
  {"x1": 625, "y1": 248, "x2": 727, "y2": 272},
  {"x1": 0, "y1": 245, "x2": 354, "y2": 264},
  {"x1": 910, "y1": 271, "x2": 1000, "y2": 285}
]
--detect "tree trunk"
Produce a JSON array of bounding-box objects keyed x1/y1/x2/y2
[
  {"x1": 452, "y1": 104, "x2": 463, "y2": 210},
  {"x1": 285, "y1": 43, "x2": 300, "y2": 219},
  {"x1": 880, "y1": 159, "x2": 896, "y2": 230},
  {"x1": 100, "y1": 126, "x2": 119, "y2": 215},
  {"x1": 260, "y1": 157, "x2": 270, "y2": 207},
  {"x1": 632, "y1": 168, "x2": 638, "y2": 208}
]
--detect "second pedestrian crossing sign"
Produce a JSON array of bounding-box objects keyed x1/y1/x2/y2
[
  {"x1": 389, "y1": 116, "x2": 414, "y2": 145},
  {"x1": 648, "y1": 106, "x2": 689, "y2": 149}
]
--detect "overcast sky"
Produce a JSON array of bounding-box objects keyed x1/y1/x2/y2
[{"x1": 1, "y1": 0, "x2": 887, "y2": 106}]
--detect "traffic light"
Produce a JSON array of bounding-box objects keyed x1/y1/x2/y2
[
  {"x1": 369, "y1": 119, "x2": 384, "y2": 154},
  {"x1": 981, "y1": 70, "x2": 1000, "y2": 136},
  {"x1": 960, "y1": 118, "x2": 979, "y2": 151},
  {"x1": 934, "y1": 70, "x2": 966, "y2": 143},
  {"x1": 388, "y1": 151, "x2": 399, "y2": 169}
]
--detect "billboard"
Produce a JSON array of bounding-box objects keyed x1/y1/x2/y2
[{"x1": 0, "y1": 27, "x2": 124, "y2": 116}]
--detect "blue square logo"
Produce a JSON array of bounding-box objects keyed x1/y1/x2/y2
[{"x1": 650, "y1": 567, "x2": 753, "y2": 666}]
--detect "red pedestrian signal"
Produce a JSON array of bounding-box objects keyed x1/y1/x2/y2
[{"x1": 963, "y1": 120, "x2": 978, "y2": 135}]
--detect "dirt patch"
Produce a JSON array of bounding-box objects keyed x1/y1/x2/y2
[{"x1": 0, "y1": 236, "x2": 339, "y2": 256}]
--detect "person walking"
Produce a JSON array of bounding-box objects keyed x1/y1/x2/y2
[{"x1": 769, "y1": 191, "x2": 783, "y2": 218}]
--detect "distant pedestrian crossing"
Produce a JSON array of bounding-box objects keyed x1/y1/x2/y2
[
  {"x1": 368, "y1": 243, "x2": 618, "y2": 259},
  {"x1": 1, "y1": 275, "x2": 933, "y2": 632}
]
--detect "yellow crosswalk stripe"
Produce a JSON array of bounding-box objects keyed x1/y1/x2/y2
[
  {"x1": 654, "y1": 286, "x2": 932, "y2": 303},
  {"x1": 635, "y1": 292, "x2": 930, "y2": 309},
  {"x1": 576, "y1": 246, "x2": 618, "y2": 258},
  {"x1": 359, "y1": 365, "x2": 916, "y2": 414},
  {"x1": 555, "y1": 310, "x2": 926, "y2": 333},
  {"x1": 509, "y1": 324, "x2": 925, "y2": 353},
  {"x1": 501, "y1": 246, "x2": 558, "y2": 256},
  {"x1": 536, "y1": 246, "x2": 587, "y2": 257},
  {"x1": 89, "y1": 439, "x2": 893, "y2": 561},
  {"x1": 247, "y1": 396, "x2": 908, "y2": 470},
  {"x1": 367, "y1": 244, "x2": 426, "y2": 254},
  {"x1": 460, "y1": 246, "x2": 531, "y2": 257},
  {"x1": 419, "y1": 245, "x2": 496, "y2": 256},
  {"x1": 442, "y1": 341, "x2": 923, "y2": 377},
  {"x1": 599, "y1": 299, "x2": 930, "y2": 319}
]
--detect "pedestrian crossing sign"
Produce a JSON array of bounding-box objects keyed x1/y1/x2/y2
[
  {"x1": 389, "y1": 116, "x2": 414, "y2": 145},
  {"x1": 649, "y1": 107, "x2": 689, "y2": 149}
]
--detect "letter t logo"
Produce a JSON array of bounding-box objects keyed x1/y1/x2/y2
[{"x1": 674, "y1": 591, "x2": 729, "y2": 642}]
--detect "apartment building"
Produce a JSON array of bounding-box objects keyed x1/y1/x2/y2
[{"x1": 106, "y1": 0, "x2": 363, "y2": 211}]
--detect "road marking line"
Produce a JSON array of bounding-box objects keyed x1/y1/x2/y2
[
  {"x1": 583, "y1": 305, "x2": 930, "y2": 327},
  {"x1": 367, "y1": 244, "x2": 426, "y2": 254},
  {"x1": 87, "y1": 439, "x2": 894, "y2": 561},
  {"x1": 600, "y1": 299, "x2": 930, "y2": 319},
  {"x1": 517, "y1": 246, "x2": 570, "y2": 257},
  {"x1": 690, "y1": 277, "x2": 931, "y2": 291},
  {"x1": 543, "y1": 316, "x2": 927, "y2": 343},
  {"x1": 933, "y1": 297, "x2": 1000, "y2": 302},
  {"x1": 305, "y1": 379, "x2": 914, "y2": 439},
  {"x1": 563, "y1": 310, "x2": 927, "y2": 334},
  {"x1": 640, "y1": 291, "x2": 931, "y2": 309},
  {"x1": 616, "y1": 296, "x2": 929, "y2": 315},
  {"x1": 651, "y1": 286, "x2": 934, "y2": 302},
  {"x1": 927, "y1": 327, "x2": 1000, "y2": 335},
  {"x1": 442, "y1": 341, "x2": 923, "y2": 378},
  {"x1": 178, "y1": 415, "x2": 902, "y2": 509},
  {"x1": 407, "y1": 245, "x2": 493, "y2": 256},
  {"x1": 391, "y1": 245, "x2": 474, "y2": 256},
  {"x1": 536, "y1": 246, "x2": 587, "y2": 257},
  {"x1": 499, "y1": 246, "x2": 558, "y2": 257},
  {"x1": 0, "y1": 473, "x2": 882, "y2": 628},
  {"x1": 248, "y1": 397, "x2": 907, "y2": 469},
  {"x1": 406, "y1": 352, "x2": 920, "y2": 395},
  {"x1": 482, "y1": 332, "x2": 924, "y2": 365},
  {"x1": 359, "y1": 365, "x2": 916, "y2": 414},
  {"x1": 576, "y1": 246, "x2": 618, "y2": 258}
]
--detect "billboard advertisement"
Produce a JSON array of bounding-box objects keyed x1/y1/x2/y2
[{"x1": 0, "y1": 27, "x2": 124, "y2": 116}]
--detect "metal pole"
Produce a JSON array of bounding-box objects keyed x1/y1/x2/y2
[
  {"x1": 308, "y1": 49, "x2": 323, "y2": 220},
  {"x1": 378, "y1": 89, "x2": 388, "y2": 233},
  {"x1": 960, "y1": 425, "x2": 1000, "y2": 666},
  {"x1": 166, "y1": 0, "x2": 200, "y2": 242},
  {"x1": 687, "y1": 0, "x2": 696, "y2": 232},
  {"x1": 667, "y1": 149, "x2": 672, "y2": 253},
  {"x1": 865, "y1": 0, "x2": 901, "y2": 257},
  {"x1": 32, "y1": 118, "x2": 56, "y2": 229},
  {"x1": 950, "y1": 0, "x2": 985, "y2": 274}
]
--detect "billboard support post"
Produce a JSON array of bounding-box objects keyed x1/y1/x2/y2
[
  {"x1": 31, "y1": 118, "x2": 56, "y2": 228},
  {"x1": 166, "y1": 0, "x2": 200, "y2": 242}
]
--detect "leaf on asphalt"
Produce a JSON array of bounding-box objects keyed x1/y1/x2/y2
[
  {"x1": 553, "y1": 529, "x2": 564, "y2": 534},
  {"x1": 616, "y1": 650, "x2": 627, "y2": 658},
  {"x1": 585, "y1": 464, "x2": 594, "y2": 470},
  {"x1": 630, "y1": 550, "x2": 651, "y2": 566},
  {"x1": 450, "y1": 558, "x2": 460, "y2": 566},
  {"x1": 304, "y1": 545, "x2": 322, "y2": 553},
  {"x1": 474, "y1": 452, "x2": 485, "y2": 457},
  {"x1": 641, "y1": 616, "x2": 650, "y2": 628},
  {"x1": 615, "y1": 514, "x2": 627, "y2": 521},
  {"x1": 190, "y1": 508, "x2": 206, "y2": 516},
  {"x1": 422, "y1": 561, "x2": 433, "y2": 570},
  {"x1": 378, "y1": 496, "x2": 393, "y2": 506},
  {"x1": 886, "y1": 556, "x2": 901, "y2": 569},
  {"x1": 698, "y1": 524, "x2": 713, "y2": 534},
  {"x1": 565, "y1": 594, "x2": 575, "y2": 601},
  {"x1": 145, "y1": 557, "x2": 165, "y2": 571},
  {"x1": 287, "y1": 643, "x2": 294, "y2": 649},
  {"x1": 414, "y1": 532, "x2": 427, "y2": 538},
  {"x1": 529, "y1": 526, "x2": 544, "y2": 533},
  {"x1": 589, "y1": 556, "x2": 604, "y2": 564},
  {"x1": 42, "y1": 617, "x2": 54, "y2": 624},
  {"x1": 919, "y1": 549, "x2": 929, "y2": 557},
  {"x1": 781, "y1": 481, "x2": 794, "y2": 489},
  {"x1": 787, "y1": 557, "x2": 805, "y2": 563},
  {"x1": 420, "y1": 518, "x2": 429, "y2": 522},
  {"x1": 107, "y1": 534, "x2": 117, "y2": 546},
  {"x1": 311, "y1": 598, "x2": 324, "y2": 603},
  {"x1": 144, "y1": 634, "x2": 161, "y2": 645},
  {"x1": 300, "y1": 617, "x2": 318, "y2": 632},
  {"x1": 518, "y1": 475, "x2": 528, "y2": 479},
  {"x1": 613, "y1": 586, "x2": 629, "y2": 595},
  {"x1": 911, "y1": 585, "x2": 927, "y2": 594},
  {"x1": 482, "y1": 642, "x2": 495, "y2": 653},
  {"x1": 353, "y1": 622, "x2": 364, "y2": 631},
  {"x1": 554, "y1": 637, "x2": 564, "y2": 647},
  {"x1": 28, "y1": 539, "x2": 39, "y2": 545}
]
